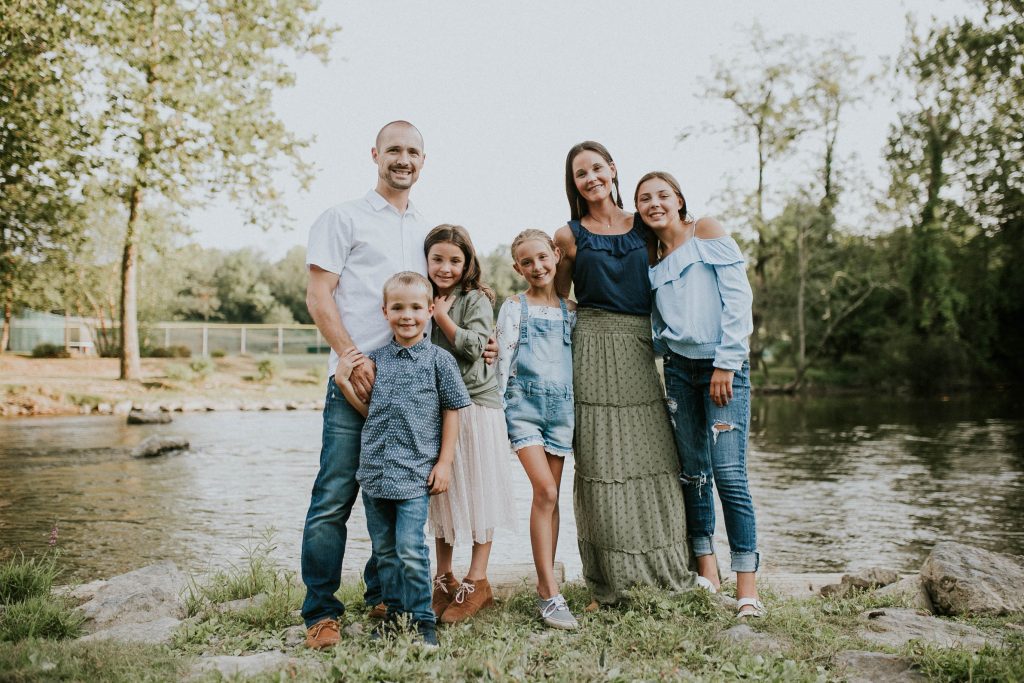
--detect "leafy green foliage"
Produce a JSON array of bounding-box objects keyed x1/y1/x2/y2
[
  {"x1": 29, "y1": 344, "x2": 70, "y2": 359},
  {"x1": 188, "y1": 358, "x2": 214, "y2": 381},
  {"x1": 0, "y1": 0, "x2": 92, "y2": 352},
  {"x1": 256, "y1": 357, "x2": 284, "y2": 382}
]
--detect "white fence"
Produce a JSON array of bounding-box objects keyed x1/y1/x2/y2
[
  {"x1": 2, "y1": 314, "x2": 327, "y2": 357},
  {"x1": 151, "y1": 322, "x2": 327, "y2": 356}
]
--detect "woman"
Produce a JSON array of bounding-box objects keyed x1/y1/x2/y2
[
  {"x1": 553, "y1": 142, "x2": 696, "y2": 605},
  {"x1": 636, "y1": 171, "x2": 763, "y2": 618}
]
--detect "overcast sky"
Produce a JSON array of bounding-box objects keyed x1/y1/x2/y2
[{"x1": 189, "y1": 0, "x2": 971, "y2": 257}]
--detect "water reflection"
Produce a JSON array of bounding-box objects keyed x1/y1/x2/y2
[{"x1": 1, "y1": 393, "x2": 1021, "y2": 582}]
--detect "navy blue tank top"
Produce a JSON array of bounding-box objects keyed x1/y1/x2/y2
[{"x1": 569, "y1": 215, "x2": 652, "y2": 316}]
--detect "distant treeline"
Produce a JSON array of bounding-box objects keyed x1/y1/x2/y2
[{"x1": 3, "y1": 1, "x2": 1021, "y2": 392}]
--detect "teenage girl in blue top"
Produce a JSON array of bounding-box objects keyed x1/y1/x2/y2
[{"x1": 637, "y1": 171, "x2": 763, "y2": 618}]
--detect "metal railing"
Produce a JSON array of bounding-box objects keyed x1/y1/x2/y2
[{"x1": 2, "y1": 316, "x2": 328, "y2": 356}]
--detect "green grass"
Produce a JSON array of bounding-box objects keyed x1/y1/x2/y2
[
  {"x1": 0, "y1": 552, "x2": 60, "y2": 605},
  {"x1": 175, "y1": 530, "x2": 304, "y2": 656},
  {"x1": 0, "y1": 596, "x2": 85, "y2": 642},
  {"x1": 0, "y1": 551, "x2": 84, "y2": 644},
  {"x1": 4, "y1": 537, "x2": 1023, "y2": 681},
  {"x1": 0, "y1": 640, "x2": 182, "y2": 682}
]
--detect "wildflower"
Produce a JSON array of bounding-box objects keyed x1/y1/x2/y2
[{"x1": 48, "y1": 523, "x2": 59, "y2": 547}]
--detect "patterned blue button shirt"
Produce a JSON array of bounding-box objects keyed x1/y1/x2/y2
[{"x1": 357, "y1": 337, "x2": 472, "y2": 500}]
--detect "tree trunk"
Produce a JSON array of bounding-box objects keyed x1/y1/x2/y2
[
  {"x1": 749, "y1": 134, "x2": 769, "y2": 379},
  {"x1": 1, "y1": 287, "x2": 11, "y2": 353},
  {"x1": 119, "y1": 184, "x2": 143, "y2": 379},
  {"x1": 793, "y1": 219, "x2": 808, "y2": 390}
]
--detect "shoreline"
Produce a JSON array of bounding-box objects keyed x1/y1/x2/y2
[{"x1": 1, "y1": 355, "x2": 325, "y2": 418}]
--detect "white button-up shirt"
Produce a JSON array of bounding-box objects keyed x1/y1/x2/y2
[{"x1": 306, "y1": 190, "x2": 430, "y2": 377}]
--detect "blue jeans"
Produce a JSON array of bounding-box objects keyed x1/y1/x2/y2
[
  {"x1": 362, "y1": 493, "x2": 434, "y2": 626},
  {"x1": 300, "y1": 379, "x2": 382, "y2": 627},
  {"x1": 663, "y1": 354, "x2": 759, "y2": 573}
]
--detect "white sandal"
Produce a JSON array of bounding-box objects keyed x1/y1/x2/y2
[
  {"x1": 736, "y1": 597, "x2": 765, "y2": 618},
  {"x1": 695, "y1": 576, "x2": 718, "y2": 594}
]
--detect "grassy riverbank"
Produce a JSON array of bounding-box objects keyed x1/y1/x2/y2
[
  {"x1": 1, "y1": 548, "x2": 1021, "y2": 682},
  {"x1": 0, "y1": 355, "x2": 326, "y2": 417}
]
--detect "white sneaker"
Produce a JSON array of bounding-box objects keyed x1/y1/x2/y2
[
  {"x1": 537, "y1": 594, "x2": 578, "y2": 630},
  {"x1": 695, "y1": 576, "x2": 718, "y2": 594}
]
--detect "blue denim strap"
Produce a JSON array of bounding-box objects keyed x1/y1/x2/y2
[
  {"x1": 519, "y1": 294, "x2": 530, "y2": 346},
  {"x1": 558, "y1": 297, "x2": 570, "y2": 344}
]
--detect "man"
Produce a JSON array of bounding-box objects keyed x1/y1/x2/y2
[{"x1": 301, "y1": 121, "x2": 494, "y2": 649}]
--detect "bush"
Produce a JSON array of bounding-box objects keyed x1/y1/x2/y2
[
  {"x1": 210, "y1": 349, "x2": 226, "y2": 358},
  {"x1": 144, "y1": 345, "x2": 192, "y2": 358},
  {"x1": 31, "y1": 343, "x2": 70, "y2": 359},
  {"x1": 256, "y1": 357, "x2": 284, "y2": 382},
  {"x1": 165, "y1": 364, "x2": 193, "y2": 382},
  {"x1": 189, "y1": 358, "x2": 214, "y2": 381}
]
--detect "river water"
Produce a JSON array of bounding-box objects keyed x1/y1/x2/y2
[{"x1": 1, "y1": 394, "x2": 1022, "y2": 582}]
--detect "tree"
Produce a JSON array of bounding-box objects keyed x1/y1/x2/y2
[
  {"x1": 480, "y1": 245, "x2": 521, "y2": 315},
  {"x1": 265, "y1": 245, "x2": 312, "y2": 324},
  {"x1": 787, "y1": 40, "x2": 880, "y2": 389},
  {"x1": 0, "y1": 0, "x2": 91, "y2": 351},
  {"x1": 82, "y1": 0, "x2": 335, "y2": 378},
  {"x1": 880, "y1": 1, "x2": 1024, "y2": 388},
  {"x1": 697, "y1": 26, "x2": 809, "y2": 375},
  {"x1": 213, "y1": 248, "x2": 278, "y2": 322}
]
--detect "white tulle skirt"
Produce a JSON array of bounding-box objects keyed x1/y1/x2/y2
[{"x1": 428, "y1": 402, "x2": 518, "y2": 545}]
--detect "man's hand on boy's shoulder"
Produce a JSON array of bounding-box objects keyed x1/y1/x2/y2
[{"x1": 427, "y1": 460, "x2": 452, "y2": 495}]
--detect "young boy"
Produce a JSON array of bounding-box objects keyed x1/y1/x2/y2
[{"x1": 334, "y1": 271, "x2": 471, "y2": 647}]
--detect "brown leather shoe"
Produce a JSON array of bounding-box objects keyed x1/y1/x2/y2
[
  {"x1": 431, "y1": 571, "x2": 459, "y2": 618},
  {"x1": 439, "y1": 577, "x2": 494, "y2": 623},
  {"x1": 305, "y1": 617, "x2": 340, "y2": 650},
  {"x1": 367, "y1": 602, "x2": 387, "y2": 620}
]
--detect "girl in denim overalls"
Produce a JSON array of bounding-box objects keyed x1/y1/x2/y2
[{"x1": 495, "y1": 229, "x2": 579, "y2": 630}]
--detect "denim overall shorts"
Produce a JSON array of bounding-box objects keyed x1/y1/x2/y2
[{"x1": 503, "y1": 295, "x2": 574, "y2": 457}]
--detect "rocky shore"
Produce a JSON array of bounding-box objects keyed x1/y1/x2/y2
[
  {"x1": 0, "y1": 391, "x2": 325, "y2": 418},
  {"x1": 0, "y1": 356, "x2": 326, "y2": 418},
  {"x1": 37, "y1": 541, "x2": 1022, "y2": 681}
]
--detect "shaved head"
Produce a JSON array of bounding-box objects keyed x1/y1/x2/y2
[{"x1": 375, "y1": 120, "x2": 423, "y2": 150}]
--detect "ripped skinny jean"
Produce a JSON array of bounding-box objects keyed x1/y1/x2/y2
[{"x1": 663, "y1": 353, "x2": 759, "y2": 573}]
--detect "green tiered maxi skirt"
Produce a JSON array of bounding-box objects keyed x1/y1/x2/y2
[{"x1": 572, "y1": 308, "x2": 697, "y2": 604}]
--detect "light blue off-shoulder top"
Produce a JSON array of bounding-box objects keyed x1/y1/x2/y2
[{"x1": 648, "y1": 234, "x2": 754, "y2": 371}]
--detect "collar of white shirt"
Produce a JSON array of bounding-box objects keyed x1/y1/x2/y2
[{"x1": 365, "y1": 189, "x2": 422, "y2": 217}]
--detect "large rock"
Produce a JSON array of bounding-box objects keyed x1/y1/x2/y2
[
  {"x1": 216, "y1": 593, "x2": 268, "y2": 614},
  {"x1": 715, "y1": 624, "x2": 787, "y2": 654},
  {"x1": 834, "y1": 651, "x2": 925, "y2": 683},
  {"x1": 858, "y1": 608, "x2": 996, "y2": 651},
  {"x1": 74, "y1": 561, "x2": 188, "y2": 645},
  {"x1": 131, "y1": 435, "x2": 189, "y2": 458},
  {"x1": 921, "y1": 541, "x2": 1024, "y2": 616},
  {"x1": 188, "y1": 652, "x2": 294, "y2": 680},
  {"x1": 843, "y1": 567, "x2": 900, "y2": 590},
  {"x1": 127, "y1": 410, "x2": 172, "y2": 425},
  {"x1": 820, "y1": 567, "x2": 901, "y2": 597},
  {"x1": 876, "y1": 575, "x2": 933, "y2": 612},
  {"x1": 113, "y1": 400, "x2": 134, "y2": 416},
  {"x1": 79, "y1": 616, "x2": 183, "y2": 645}
]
